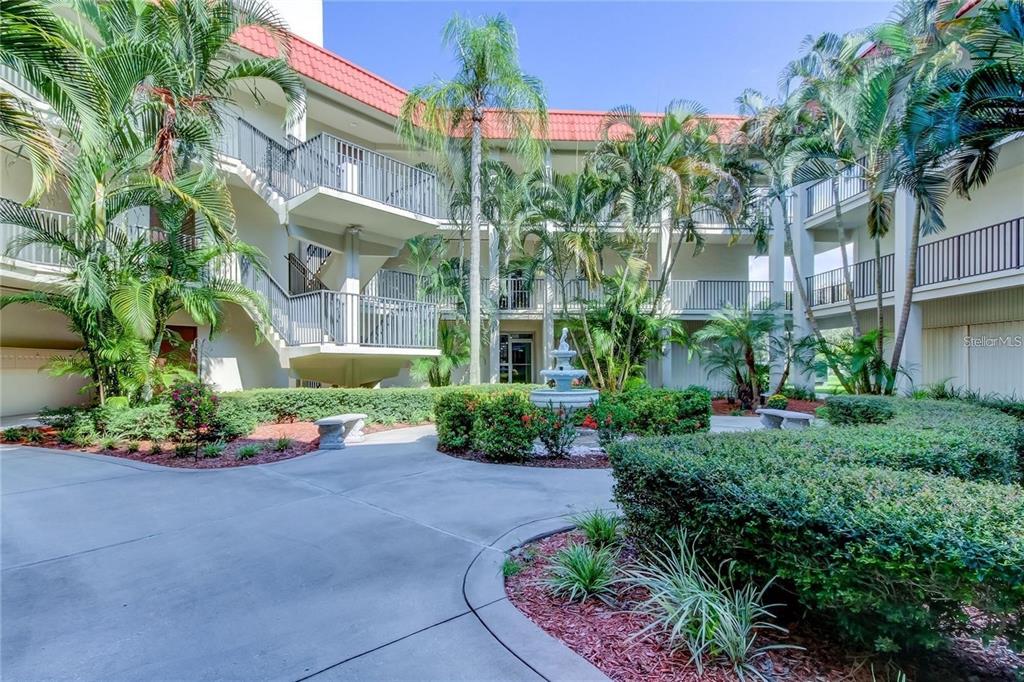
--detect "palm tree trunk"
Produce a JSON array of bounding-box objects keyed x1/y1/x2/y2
[
  {"x1": 886, "y1": 201, "x2": 921, "y2": 394},
  {"x1": 745, "y1": 345, "x2": 760, "y2": 407},
  {"x1": 782, "y1": 195, "x2": 856, "y2": 395},
  {"x1": 873, "y1": 233, "x2": 884, "y2": 393},
  {"x1": 487, "y1": 222, "x2": 500, "y2": 383},
  {"x1": 468, "y1": 109, "x2": 483, "y2": 384},
  {"x1": 832, "y1": 175, "x2": 861, "y2": 336}
]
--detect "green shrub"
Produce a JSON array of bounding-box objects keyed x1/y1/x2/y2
[
  {"x1": 434, "y1": 390, "x2": 477, "y2": 452},
  {"x1": 125, "y1": 441, "x2": 139, "y2": 453},
  {"x1": 37, "y1": 407, "x2": 81, "y2": 431},
  {"x1": 626, "y1": 387, "x2": 711, "y2": 436},
  {"x1": 1, "y1": 427, "x2": 29, "y2": 442},
  {"x1": 534, "y1": 405, "x2": 577, "y2": 458},
  {"x1": 546, "y1": 542, "x2": 617, "y2": 603},
  {"x1": 623, "y1": 533, "x2": 788, "y2": 677},
  {"x1": 610, "y1": 428, "x2": 1024, "y2": 653},
  {"x1": 101, "y1": 403, "x2": 176, "y2": 442},
  {"x1": 473, "y1": 392, "x2": 536, "y2": 462},
  {"x1": 823, "y1": 394, "x2": 895, "y2": 425},
  {"x1": 200, "y1": 441, "x2": 226, "y2": 459},
  {"x1": 764, "y1": 393, "x2": 788, "y2": 410},
  {"x1": 571, "y1": 509, "x2": 621, "y2": 549},
  {"x1": 236, "y1": 444, "x2": 262, "y2": 461},
  {"x1": 213, "y1": 399, "x2": 259, "y2": 440},
  {"x1": 98, "y1": 436, "x2": 118, "y2": 450},
  {"x1": 272, "y1": 437, "x2": 292, "y2": 452},
  {"x1": 586, "y1": 397, "x2": 634, "y2": 448},
  {"x1": 781, "y1": 385, "x2": 816, "y2": 401},
  {"x1": 502, "y1": 557, "x2": 523, "y2": 578}
]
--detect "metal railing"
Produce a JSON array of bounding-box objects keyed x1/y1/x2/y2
[
  {"x1": 805, "y1": 160, "x2": 867, "y2": 218},
  {"x1": 916, "y1": 217, "x2": 1023, "y2": 287},
  {"x1": 286, "y1": 253, "x2": 327, "y2": 295},
  {"x1": 0, "y1": 207, "x2": 161, "y2": 267},
  {"x1": 806, "y1": 254, "x2": 895, "y2": 307},
  {"x1": 231, "y1": 117, "x2": 441, "y2": 217},
  {"x1": 0, "y1": 64, "x2": 41, "y2": 100},
  {"x1": 233, "y1": 258, "x2": 438, "y2": 349},
  {"x1": 667, "y1": 280, "x2": 788, "y2": 312}
]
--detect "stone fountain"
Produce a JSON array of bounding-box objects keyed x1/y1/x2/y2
[{"x1": 530, "y1": 328, "x2": 599, "y2": 412}]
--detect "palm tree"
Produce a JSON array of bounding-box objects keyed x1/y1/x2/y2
[
  {"x1": 398, "y1": 14, "x2": 547, "y2": 384},
  {"x1": 410, "y1": 323, "x2": 470, "y2": 387},
  {"x1": 783, "y1": 32, "x2": 866, "y2": 335},
  {"x1": 737, "y1": 89, "x2": 857, "y2": 394},
  {"x1": 694, "y1": 304, "x2": 778, "y2": 408}
]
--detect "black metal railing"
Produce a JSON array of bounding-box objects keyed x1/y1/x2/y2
[
  {"x1": 805, "y1": 159, "x2": 868, "y2": 218},
  {"x1": 286, "y1": 253, "x2": 328, "y2": 295},
  {"x1": 806, "y1": 254, "x2": 895, "y2": 307},
  {"x1": 917, "y1": 217, "x2": 1023, "y2": 287}
]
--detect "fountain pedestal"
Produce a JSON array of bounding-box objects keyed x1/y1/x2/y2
[{"x1": 529, "y1": 330, "x2": 598, "y2": 412}]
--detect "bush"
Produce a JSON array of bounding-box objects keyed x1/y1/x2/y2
[
  {"x1": 823, "y1": 395, "x2": 895, "y2": 425},
  {"x1": 200, "y1": 441, "x2": 226, "y2": 459},
  {"x1": 623, "y1": 533, "x2": 787, "y2": 677},
  {"x1": 610, "y1": 403, "x2": 1024, "y2": 653},
  {"x1": 546, "y1": 543, "x2": 617, "y2": 603},
  {"x1": 587, "y1": 398, "x2": 634, "y2": 448},
  {"x1": 534, "y1": 405, "x2": 577, "y2": 458},
  {"x1": 626, "y1": 387, "x2": 711, "y2": 436},
  {"x1": 434, "y1": 390, "x2": 477, "y2": 452},
  {"x1": 571, "y1": 509, "x2": 621, "y2": 549},
  {"x1": 764, "y1": 394, "x2": 788, "y2": 410},
  {"x1": 100, "y1": 403, "x2": 176, "y2": 442},
  {"x1": 236, "y1": 444, "x2": 262, "y2": 461},
  {"x1": 473, "y1": 392, "x2": 536, "y2": 462}
]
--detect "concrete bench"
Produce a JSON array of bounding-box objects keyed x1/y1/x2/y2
[
  {"x1": 755, "y1": 408, "x2": 814, "y2": 430},
  {"x1": 315, "y1": 413, "x2": 367, "y2": 449}
]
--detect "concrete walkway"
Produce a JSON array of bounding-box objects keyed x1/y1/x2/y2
[{"x1": 1, "y1": 426, "x2": 613, "y2": 681}]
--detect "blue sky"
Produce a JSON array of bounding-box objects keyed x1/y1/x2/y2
[{"x1": 323, "y1": 1, "x2": 897, "y2": 115}]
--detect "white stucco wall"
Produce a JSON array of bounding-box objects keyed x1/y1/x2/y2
[
  {"x1": 201, "y1": 306, "x2": 291, "y2": 392},
  {"x1": 0, "y1": 348, "x2": 90, "y2": 417}
]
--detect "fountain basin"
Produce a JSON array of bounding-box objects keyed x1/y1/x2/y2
[{"x1": 529, "y1": 388, "x2": 598, "y2": 412}]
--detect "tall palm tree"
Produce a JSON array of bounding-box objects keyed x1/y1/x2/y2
[
  {"x1": 398, "y1": 14, "x2": 547, "y2": 384},
  {"x1": 783, "y1": 31, "x2": 866, "y2": 335},
  {"x1": 737, "y1": 89, "x2": 857, "y2": 394}
]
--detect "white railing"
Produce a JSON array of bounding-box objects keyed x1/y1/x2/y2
[
  {"x1": 0, "y1": 207, "x2": 156, "y2": 267},
  {"x1": 667, "y1": 280, "x2": 791, "y2": 312},
  {"x1": 0, "y1": 64, "x2": 41, "y2": 100},
  {"x1": 231, "y1": 118, "x2": 441, "y2": 218},
  {"x1": 805, "y1": 160, "x2": 867, "y2": 218}
]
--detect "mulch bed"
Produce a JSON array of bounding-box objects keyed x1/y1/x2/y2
[
  {"x1": 2, "y1": 421, "x2": 426, "y2": 469},
  {"x1": 439, "y1": 447, "x2": 609, "y2": 469},
  {"x1": 711, "y1": 398, "x2": 822, "y2": 417},
  {"x1": 506, "y1": 531, "x2": 1023, "y2": 682}
]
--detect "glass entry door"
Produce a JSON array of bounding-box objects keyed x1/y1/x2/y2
[{"x1": 498, "y1": 333, "x2": 534, "y2": 384}]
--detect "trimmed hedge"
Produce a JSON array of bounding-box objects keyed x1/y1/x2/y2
[
  {"x1": 218, "y1": 384, "x2": 542, "y2": 435},
  {"x1": 823, "y1": 395, "x2": 895, "y2": 425},
  {"x1": 584, "y1": 386, "x2": 712, "y2": 438},
  {"x1": 609, "y1": 399, "x2": 1024, "y2": 653}
]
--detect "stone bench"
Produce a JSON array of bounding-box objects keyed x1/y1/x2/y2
[
  {"x1": 755, "y1": 408, "x2": 814, "y2": 430},
  {"x1": 315, "y1": 413, "x2": 367, "y2": 449}
]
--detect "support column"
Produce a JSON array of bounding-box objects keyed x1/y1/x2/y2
[
  {"x1": 768, "y1": 198, "x2": 787, "y2": 391},
  {"x1": 658, "y1": 207, "x2": 673, "y2": 388},
  {"x1": 790, "y1": 189, "x2": 817, "y2": 391},
  {"x1": 892, "y1": 189, "x2": 922, "y2": 393},
  {"x1": 343, "y1": 228, "x2": 360, "y2": 346},
  {"x1": 541, "y1": 150, "x2": 555, "y2": 376},
  {"x1": 487, "y1": 227, "x2": 501, "y2": 383}
]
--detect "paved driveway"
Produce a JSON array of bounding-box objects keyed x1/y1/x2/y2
[{"x1": 1, "y1": 427, "x2": 613, "y2": 681}]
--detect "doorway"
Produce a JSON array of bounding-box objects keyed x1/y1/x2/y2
[{"x1": 498, "y1": 333, "x2": 534, "y2": 384}]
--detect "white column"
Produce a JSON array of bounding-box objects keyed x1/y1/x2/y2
[
  {"x1": 286, "y1": 90, "x2": 307, "y2": 142},
  {"x1": 768, "y1": 198, "x2": 787, "y2": 390},
  {"x1": 790, "y1": 189, "x2": 817, "y2": 390},
  {"x1": 541, "y1": 149, "x2": 555, "y2": 375},
  {"x1": 342, "y1": 228, "x2": 360, "y2": 346},
  {"x1": 487, "y1": 227, "x2": 501, "y2": 383},
  {"x1": 892, "y1": 188, "x2": 922, "y2": 393},
  {"x1": 658, "y1": 207, "x2": 673, "y2": 388}
]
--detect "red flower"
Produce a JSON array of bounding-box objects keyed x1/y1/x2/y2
[{"x1": 521, "y1": 414, "x2": 533, "y2": 425}]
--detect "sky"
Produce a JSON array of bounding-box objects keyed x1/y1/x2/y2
[{"x1": 323, "y1": 1, "x2": 898, "y2": 115}]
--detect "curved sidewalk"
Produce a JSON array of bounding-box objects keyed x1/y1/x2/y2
[{"x1": 1, "y1": 426, "x2": 613, "y2": 681}]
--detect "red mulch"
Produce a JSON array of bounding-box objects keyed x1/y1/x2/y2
[
  {"x1": 2, "y1": 421, "x2": 423, "y2": 469},
  {"x1": 439, "y1": 448, "x2": 609, "y2": 469},
  {"x1": 711, "y1": 398, "x2": 822, "y2": 417},
  {"x1": 506, "y1": 531, "x2": 1023, "y2": 682}
]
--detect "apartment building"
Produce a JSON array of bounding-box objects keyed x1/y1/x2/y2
[{"x1": 1, "y1": 3, "x2": 1020, "y2": 416}]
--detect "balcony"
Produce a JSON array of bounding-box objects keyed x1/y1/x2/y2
[
  {"x1": 0, "y1": 207, "x2": 439, "y2": 353},
  {"x1": 804, "y1": 160, "x2": 867, "y2": 219},
  {"x1": 228, "y1": 118, "x2": 441, "y2": 233},
  {"x1": 365, "y1": 270, "x2": 794, "y2": 316},
  {"x1": 917, "y1": 217, "x2": 1023, "y2": 287},
  {"x1": 806, "y1": 254, "x2": 895, "y2": 307}
]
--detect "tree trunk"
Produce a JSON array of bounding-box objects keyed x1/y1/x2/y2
[
  {"x1": 832, "y1": 175, "x2": 861, "y2": 336},
  {"x1": 488, "y1": 214, "x2": 501, "y2": 383},
  {"x1": 468, "y1": 109, "x2": 483, "y2": 384},
  {"x1": 873, "y1": 233, "x2": 884, "y2": 393},
  {"x1": 781, "y1": 194, "x2": 856, "y2": 395},
  {"x1": 886, "y1": 201, "x2": 921, "y2": 394}
]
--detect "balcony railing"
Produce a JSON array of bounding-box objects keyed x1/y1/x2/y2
[
  {"x1": 0, "y1": 64, "x2": 41, "y2": 100},
  {"x1": 917, "y1": 217, "x2": 1023, "y2": 287},
  {"x1": 805, "y1": 160, "x2": 867, "y2": 219},
  {"x1": 667, "y1": 280, "x2": 791, "y2": 312},
  {"x1": 806, "y1": 254, "x2": 895, "y2": 307},
  {"x1": 231, "y1": 118, "x2": 440, "y2": 218}
]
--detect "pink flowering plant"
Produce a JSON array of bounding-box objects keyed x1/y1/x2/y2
[
  {"x1": 534, "y1": 405, "x2": 578, "y2": 458},
  {"x1": 170, "y1": 381, "x2": 220, "y2": 459}
]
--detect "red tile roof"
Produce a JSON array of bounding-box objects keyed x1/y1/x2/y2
[{"x1": 233, "y1": 26, "x2": 744, "y2": 143}]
